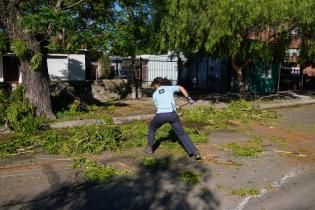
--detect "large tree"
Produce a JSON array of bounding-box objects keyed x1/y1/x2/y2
[
  {"x1": 159, "y1": 0, "x2": 298, "y2": 96},
  {"x1": 0, "y1": 0, "x2": 114, "y2": 119},
  {"x1": 294, "y1": 0, "x2": 315, "y2": 63}
]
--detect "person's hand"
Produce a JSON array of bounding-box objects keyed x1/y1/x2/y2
[{"x1": 186, "y1": 96, "x2": 195, "y2": 104}]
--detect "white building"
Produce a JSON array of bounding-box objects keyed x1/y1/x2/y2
[
  {"x1": 47, "y1": 54, "x2": 86, "y2": 81},
  {"x1": 0, "y1": 54, "x2": 86, "y2": 83}
]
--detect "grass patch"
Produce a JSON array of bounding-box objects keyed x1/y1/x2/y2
[
  {"x1": 226, "y1": 138, "x2": 263, "y2": 157},
  {"x1": 230, "y1": 188, "x2": 259, "y2": 197},
  {"x1": 143, "y1": 156, "x2": 169, "y2": 169},
  {"x1": 180, "y1": 170, "x2": 200, "y2": 185},
  {"x1": 73, "y1": 157, "x2": 128, "y2": 182}
]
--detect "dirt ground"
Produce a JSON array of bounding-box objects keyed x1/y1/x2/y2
[{"x1": 0, "y1": 104, "x2": 315, "y2": 210}]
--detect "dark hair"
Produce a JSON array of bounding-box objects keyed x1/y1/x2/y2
[{"x1": 151, "y1": 77, "x2": 171, "y2": 87}]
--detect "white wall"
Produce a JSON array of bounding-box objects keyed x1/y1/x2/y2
[
  {"x1": 0, "y1": 56, "x2": 3, "y2": 82},
  {"x1": 48, "y1": 54, "x2": 85, "y2": 81},
  {"x1": 47, "y1": 55, "x2": 68, "y2": 80},
  {"x1": 68, "y1": 54, "x2": 85, "y2": 80},
  {"x1": 139, "y1": 54, "x2": 179, "y2": 83}
]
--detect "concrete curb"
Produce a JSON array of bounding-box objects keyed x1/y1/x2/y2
[
  {"x1": 259, "y1": 99, "x2": 315, "y2": 109},
  {"x1": 50, "y1": 119, "x2": 104, "y2": 129}
]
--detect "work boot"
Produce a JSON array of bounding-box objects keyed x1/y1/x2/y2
[
  {"x1": 145, "y1": 146, "x2": 154, "y2": 154},
  {"x1": 192, "y1": 151, "x2": 201, "y2": 160}
]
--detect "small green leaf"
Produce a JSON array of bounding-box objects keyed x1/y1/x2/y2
[
  {"x1": 10, "y1": 40, "x2": 27, "y2": 58},
  {"x1": 30, "y1": 52, "x2": 42, "y2": 71}
]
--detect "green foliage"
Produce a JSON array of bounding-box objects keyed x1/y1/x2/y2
[
  {"x1": 119, "y1": 122, "x2": 148, "y2": 148},
  {"x1": 0, "y1": 90, "x2": 9, "y2": 125},
  {"x1": 19, "y1": 7, "x2": 73, "y2": 36},
  {"x1": 43, "y1": 130, "x2": 67, "y2": 154},
  {"x1": 68, "y1": 99, "x2": 88, "y2": 114},
  {"x1": 161, "y1": 0, "x2": 292, "y2": 60},
  {"x1": 231, "y1": 188, "x2": 259, "y2": 197},
  {"x1": 2, "y1": 86, "x2": 47, "y2": 133},
  {"x1": 43, "y1": 125, "x2": 122, "y2": 156},
  {"x1": 180, "y1": 170, "x2": 200, "y2": 185},
  {"x1": 10, "y1": 85, "x2": 25, "y2": 102},
  {"x1": 0, "y1": 32, "x2": 9, "y2": 54},
  {"x1": 103, "y1": 115, "x2": 114, "y2": 125},
  {"x1": 29, "y1": 52, "x2": 42, "y2": 71},
  {"x1": 109, "y1": 0, "x2": 160, "y2": 56},
  {"x1": 182, "y1": 106, "x2": 216, "y2": 123},
  {"x1": 10, "y1": 40, "x2": 27, "y2": 59},
  {"x1": 56, "y1": 99, "x2": 88, "y2": 119},
  {"x1": 182, "y1": 100, "x2": 278, "y2": 130},
  {"x1": 184, "y1": 127, "x2": 208, "y2": 144},
  {"x1": 6, "y1": 101, "x2": 46, "y2": 134},
  {"x1": 73, "y1": 157, "x2": 127, "y2": 182},
  {"x1": 0, "y1": 134, "x2": 40, "y2": 158},
  {"x1": 5, "y1": 87, "x2": 47, "y2": 133},
  {"x1": 119, "y1": 121, "x2": 208, "y2": 151}
]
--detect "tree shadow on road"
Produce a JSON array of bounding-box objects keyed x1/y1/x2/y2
[{"x1": 5, "y1": 156, "x2": 220, "y2": 210}]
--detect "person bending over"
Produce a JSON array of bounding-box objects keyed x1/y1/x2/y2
[{"x1": 145, "y1": 77, "x2": 201, "y2": 160}]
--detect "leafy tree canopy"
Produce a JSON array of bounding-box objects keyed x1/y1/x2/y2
[{"x1": 161, "y1": 0, "x2": 298, "y2": 62}]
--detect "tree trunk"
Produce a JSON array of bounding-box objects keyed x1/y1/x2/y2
[
  {"x1": 0, "y1": 1, "x2": 55, "y2": 119},
  {"x1": 232, "y1": 59, "x2": 245, "y2": 98},
  {"x1": 235, "y1": 66, "x2": 245, "y2": 98},
  {"x1": 20, "y1": 54, "x2": 55, "y2": 119}
]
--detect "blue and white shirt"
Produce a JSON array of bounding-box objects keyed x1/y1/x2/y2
[{"x1": 152, "y1": 85, "x2": 180, "y2": 113}]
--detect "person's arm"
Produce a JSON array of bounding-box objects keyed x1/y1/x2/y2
[
  {"x1": 179, "y1": 86, "x2": 189, "y2": 97},
  {"x1": 179, "y1": 86, "x2": 195, "y2": 104}
]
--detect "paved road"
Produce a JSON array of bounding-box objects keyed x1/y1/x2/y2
[{"x1": 0, "y1": 105, "x2": 315, "y2": 210}]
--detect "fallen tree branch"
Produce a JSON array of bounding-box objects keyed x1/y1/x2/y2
[{"x1": 270, "y1": 149, "x2": 307, "y2": 157}]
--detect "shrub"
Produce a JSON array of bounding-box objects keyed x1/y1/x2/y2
[
  {"x1": 6, "y1": 100, "x2": 47, "y2": 133},
  {"x1": 68, "y1": 99, "x2": 88, "y2": 114},
  {"x1": 4, "y1": 86, "x2": 48, "y2": 133},
  {"x1": 56, "y1": 99, "x2": 89, "y2": 119}
]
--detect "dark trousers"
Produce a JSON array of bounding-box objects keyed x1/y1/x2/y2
[{"x1": 148, "y1": 112, "x2": 197, "y2": 155}]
